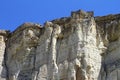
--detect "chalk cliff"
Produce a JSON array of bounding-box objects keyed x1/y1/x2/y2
[{"x1": 0, "y1": 10, "x2": 120, "y2": 80}]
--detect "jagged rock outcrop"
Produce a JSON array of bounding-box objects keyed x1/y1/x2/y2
[{"x1": 0, "y1": 10, "x2": 120, "y2": 80}]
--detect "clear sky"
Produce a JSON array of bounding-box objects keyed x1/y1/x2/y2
[{"x1": 0, "y1": 0, "x2": 120, "y2": 31}]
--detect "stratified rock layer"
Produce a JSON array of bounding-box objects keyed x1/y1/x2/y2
[{"x1": 0, "y1": 10, "x2": 120, "y2": 80}]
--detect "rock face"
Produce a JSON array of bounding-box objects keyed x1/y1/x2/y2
[
  {"x1": 0, "y1": 10, "x2": 120, "y2": 80},
  {"x1": 0, "y1": 30, "x2": 9, "y2": 80}
]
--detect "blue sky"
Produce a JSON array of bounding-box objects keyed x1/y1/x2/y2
[{"x1": 0, "y1": 0, "x2": 120, "y2": 31}]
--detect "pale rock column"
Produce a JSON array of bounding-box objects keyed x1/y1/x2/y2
[
  {"x1": 46, "y1": 22, "x2": 61, "y2": 80},
  {"x1": 0, "y1": 30, "x2": 9, "y2": 80},
  {"x1": 68, "y1": 62, "x2": 76, "y2": 80}
]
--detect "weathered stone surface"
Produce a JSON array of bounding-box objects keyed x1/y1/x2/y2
[
  {"x1": 0, "y1": 10, "x2": 120, "y2": 80},
  {"x1": 0, "y1": 30, "x2": 9, "y2": 80},
  {"x1": 95, "y1": 14, "x2": 120, "y2": 80}
]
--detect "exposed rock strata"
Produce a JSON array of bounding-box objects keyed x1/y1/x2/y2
[{"x1": 0, "y1": 10, "x2": 120, "y2": 80}]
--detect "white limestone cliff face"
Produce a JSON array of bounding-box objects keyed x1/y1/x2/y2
[
  {"x1": 95, "y1": 15, "x2": 120, "y2": 80},
  {"x1": 0, "y1": 10, "x2": 120, "y2": 80},
  {"x1": 0, "y1": 30, "x2": 9, "y2": 80}
]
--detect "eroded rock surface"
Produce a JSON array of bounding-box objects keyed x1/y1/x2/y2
[{"x1": 0, "y1": 10, "x2": 120, "y2": 80}]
